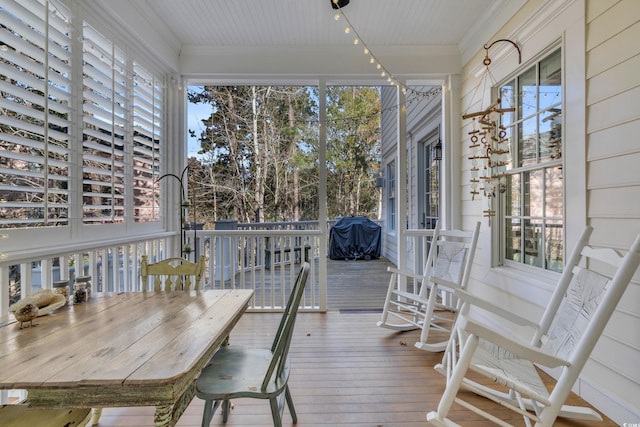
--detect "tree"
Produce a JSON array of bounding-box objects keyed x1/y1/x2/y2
[
  {"x1": 187, "y1": 85, "x2": 380, "y2": 226},
  {"x1": 326, "y1": 86, "x2": 381, "y2": 218},
  {"x1": 188, "y1": 85, "x2": 317, "y2": 224}
]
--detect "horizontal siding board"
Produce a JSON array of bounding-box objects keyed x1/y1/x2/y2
[
  {"x1": 586, "y1": 53, "x2": 640, "y2": 104},
  {"x1": 603, "y1": 306, "x2": 640, "y2": 349},
  {"x1": 587, "y1": 152, "x2": 640, "y2": 188},
  {"x1": 589, "y1": 218, "x2": 640, "y2": 250},
  {"x1": 586, "y1": 19, "x2": 640, "y2": 78},
  {"x1": 589, "y1": 335, "x2": 640, "y2": 383},
  {"x1": 588, "y1": 186, "x2": 640, "y2": 218},
  {"x1": 581, "y1": 356, "x2": 640, "y2": 418},
  {"x1": 586, "y1": 85, "x2": 640, "y2": 133},
  {"x1": 614, "y1": 280, "x2": 640, "y2": 314},
  {"x1": 586, "y1": 0, "x2": 640, "y2": 50},
  {"x1": 586, "y1": 0, "x2": 620, "y2": 24},
  {"x1": 588, "y1": 119, "x2": 640, "y2": 160}
]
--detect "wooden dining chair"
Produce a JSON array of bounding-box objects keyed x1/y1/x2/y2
[
  {"x1": 141, "y1": 254, "x2": 205, "y2": 291},
  {"x1": 427, "y1": 227, "x2": 640, "y2": 426},
  {"x1": 195, "y1": 262, "x2": 310, "y2": 427},
  {"x1": 377, "y1": 221, "x2": 480, "y2": 352}
]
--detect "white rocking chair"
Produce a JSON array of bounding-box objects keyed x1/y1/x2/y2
[
  {"x1": 427, "y1": 226, "x2": 640, "y2": 427},
  {"x1": 376, "y1": 221, "x2": 480, "y2": 352}
]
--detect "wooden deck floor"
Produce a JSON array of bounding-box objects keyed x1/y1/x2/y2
[{"x1": 95, "y1": 258, "x2": 616, "y2": 427}]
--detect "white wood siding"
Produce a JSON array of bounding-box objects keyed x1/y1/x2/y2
[
  {"x1": 459, "y1": 0, "x2": 640, "y2": 423},
  {"x1": 380, "y1": 86, "x2": 398, "y2": 264},
  {"x1": 584, "y1": 0, "x2": 640, "y2": 421},
  {"x1": 380, "y1": 86, "x2": 442, "y2": 267}
]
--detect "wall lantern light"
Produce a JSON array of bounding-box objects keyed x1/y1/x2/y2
[{"x1": 432, "y1": 141, "x2": 443, "y2": 161}]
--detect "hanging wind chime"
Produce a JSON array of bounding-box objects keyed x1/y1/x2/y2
[{"x1": 463, "y1": 39, "x2": 520, "y2": 219}]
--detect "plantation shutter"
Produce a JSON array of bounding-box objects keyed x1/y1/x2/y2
[
  {"x1": 0, "y1": 0, "x2": 72, "y2": 227},
  {"x1": 132, "y1": 62, "x2": 161, "y2": 222},
  {"x1": 82, "y1": 24, "x2": 127, "y2": 224}
]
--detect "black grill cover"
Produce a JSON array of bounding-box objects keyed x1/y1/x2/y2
[{"x1": 329, "y1": 216, "x2": 382, "y2": 260}]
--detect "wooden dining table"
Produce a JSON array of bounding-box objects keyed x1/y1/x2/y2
[{"x1": 0, "y1": 289, "x2": 254, "y2": 427}]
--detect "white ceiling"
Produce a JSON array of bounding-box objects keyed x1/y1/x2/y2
[
  {"x1": 97, "y1": 0, "x2": 524, "y2": 82},
  {"x1": 144, "y1": 0, "x2": 497, "y2": 47}
]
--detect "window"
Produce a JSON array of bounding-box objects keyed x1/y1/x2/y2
[
  {"x1": 387, "y1": 160, "x2": 396, "y2": 231},
  {"x1": 0, "y1": 0, "x2": 73, "y2": 228},
  {"x1": 0, "y1": 0, "x2": 163, "y2": 229},
  {"x1": 131, "y1": 62, "x2": 161, "y2": 222},
  {"x1": 419, "y1": 133, "x2": 440, "y2": 229},
  {"x1": 82, "y1": 24, "x2": 127, "y2": 224},
  {"x1": 500, "y1": 48, "x2": 563, "y2": 272}
]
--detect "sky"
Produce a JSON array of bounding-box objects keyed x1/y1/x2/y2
[{"x1": 186, "y1": 87, "x2": 211, "y2": 158}]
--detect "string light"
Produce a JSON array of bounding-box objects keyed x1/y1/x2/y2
[
  {"x1": 332, "y1": 1, "x2": 438, "y2": 101},
  {"x1": 333, "y1": 5, "x2": 404, "y2": 92}
]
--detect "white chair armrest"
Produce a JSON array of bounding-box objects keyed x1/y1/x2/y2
[
  {"x1": 460, "y1": 317, "x2": 570, "y2": 368},
  {"x1": 431, "y1": 276, "x2": 460, "y2": 290},
  {"x1": 387, "y1": 266, "x2": 424, "y2": 282},
  {"x1": 454, "y1": 289, "x2": 539, "y2": 329}
]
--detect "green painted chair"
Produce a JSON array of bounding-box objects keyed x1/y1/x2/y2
[
  {"x1": 195, "y1": 262, "x2": 310, "y2": 427},
  {"x1": 141, "y1": 255, "x2": 205, "y2": 291}
]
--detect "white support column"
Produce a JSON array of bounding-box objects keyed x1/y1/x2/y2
[
  {"x1": 442, "y1": 75, "x2": 462, "y2": 230},
  {"x1": 318, "y1": 80, "x2": 328, "y2": 312},
  {"x1": 397, "y1": 85, "x2": 408, "y2": 274},
  {"x1": 164, "y1": 75, "x2": 187, "y2": 257}
]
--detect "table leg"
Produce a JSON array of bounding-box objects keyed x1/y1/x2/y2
[
  {"x1": 91, "y1": 407, "x2": 103, "y2": 425},
  {"x1": 153, "y1": 383, "x2": 196, "y2": 427}
]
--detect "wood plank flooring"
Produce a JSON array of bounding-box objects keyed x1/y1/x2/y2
[{"x1": 91, "y1": 258, "x2": 617, "y2": 427}]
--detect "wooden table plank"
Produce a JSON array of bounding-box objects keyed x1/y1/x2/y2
[
  {"x1": 126, "y1": 291, "x2": 253, "y2": 385},
  {"x1": 0, "y1": 293, "x2": 169, "y2": 388},
  {"x1": 47, "y1": 291, "x2": 229, "y2": 387}
]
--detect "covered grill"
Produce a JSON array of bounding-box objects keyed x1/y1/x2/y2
[{"x1": 329, "y1": 216, "x2": 382, "y2": 260}]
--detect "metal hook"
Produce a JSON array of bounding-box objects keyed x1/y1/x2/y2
[{"x1": 483, "y1": 39, "x2": 521, "y2": 66}]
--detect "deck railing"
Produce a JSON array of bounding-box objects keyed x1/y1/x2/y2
[
  {"x1": 0, "y1": 233, "x2": 174, "y2": 316},
  {"x1": 1, "y1": 219, "x2": 388, "y2": 316},
  {"x1": 1, "y1": 223, "x2": 337, "y2": 316},
  {"x1": 185, "y1": 228, "x2": 324, "y2": 311}
]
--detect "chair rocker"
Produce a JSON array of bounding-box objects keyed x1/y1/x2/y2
[
  {"x1": 141, "y1": 254, "x2": 205, "y2": 291},
  {"x1": 427, "y1": 226, "x2": 640, "y2": 427},
  {"x1": 377, "y1": 221, "x2": 480, "y2": 352},
  {"x1": 195, "y1": 262, "x2": 310, "y2": 427}
]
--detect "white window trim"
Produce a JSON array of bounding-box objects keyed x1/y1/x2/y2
[{"x1": 483, "y1": 0, "x2": 586, "y2": 292}]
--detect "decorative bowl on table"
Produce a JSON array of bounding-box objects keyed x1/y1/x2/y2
[{"x1": 9, "y1": 289, "x2": 67, "y2": 323}]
